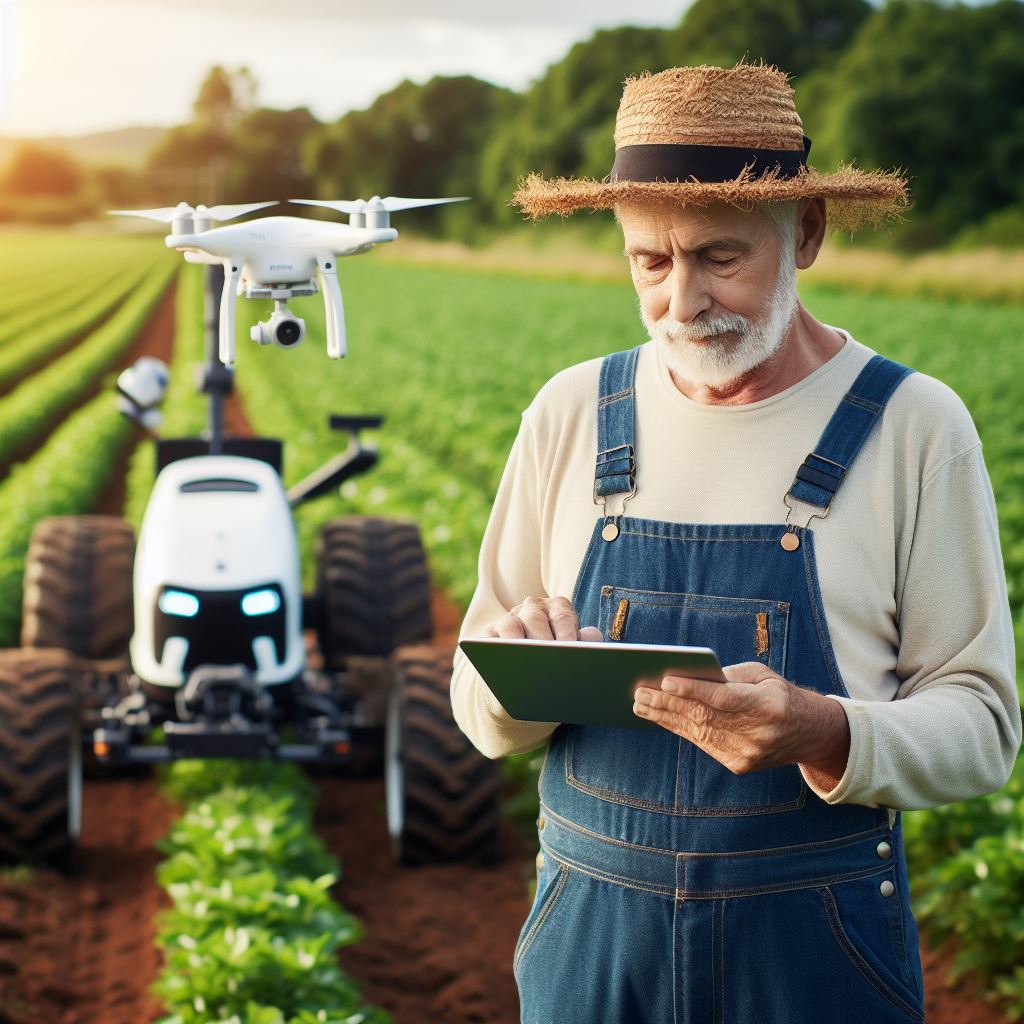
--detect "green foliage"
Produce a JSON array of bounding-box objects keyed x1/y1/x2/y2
[
  {"x1": 664, "y1": 0, "x2": 870, "y2": 77},
  {"x1": 193, "y1": 65, "x2": 258, "y2": 131},
  {"x1": 952, "y1": 204, "x2": 1024, "y2": 251},
  {"x1": 0, "y1": 259, "x2": 176, "y2": 469},
  {"x1": 152, "y1": 762, "x2": 389, "y2": 1024},
  {"x1": 797, "y1": 0, "x2": 1024, "y2": 247},
  {"x1": 0, "y1": 257, "x2": 156, "y2": 390},
  {"x1": 0, "y1": 388, "x2": 134, "y2": 645},
  {"x1": 306, "y1": 75, "x2": 510, "y2": 239},
  {"x1": 477, "y1": 27, "x2": 666, "y2": 225},
  {"x1": 232, "y1": 107, "x2": 318, "y2": 204}
]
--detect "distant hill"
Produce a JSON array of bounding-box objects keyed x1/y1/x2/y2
[{"x1": 0, "y1": 125, "x2": 167, "y2": 169}]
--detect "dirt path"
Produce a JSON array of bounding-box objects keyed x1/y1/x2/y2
[{"x1": 0, "y1": 777, "x2": 174, "y2": 1024}]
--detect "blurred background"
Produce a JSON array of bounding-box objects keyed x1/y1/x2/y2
[{"x1": 1, "y1": 0, "x2": 1022, "y2": 253}]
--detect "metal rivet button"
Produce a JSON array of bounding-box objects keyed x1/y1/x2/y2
[
  {"x1": 879, "y1": 879, "x2": 895, "y2": 897},
  {"x1": 536, "y1": 851, "x2": 545, "y2": 871},
  {"x1": 876, "y1": 841, "x2": 893, "y2": 859}
]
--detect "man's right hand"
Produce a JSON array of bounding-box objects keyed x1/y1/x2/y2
[{"x1": 485, "y1": 595, "x2": 604, "y2": 642}]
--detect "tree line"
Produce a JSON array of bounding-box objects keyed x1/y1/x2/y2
[{"x1": 3, "y1": 0, "x2": 1021, "y2": 249}]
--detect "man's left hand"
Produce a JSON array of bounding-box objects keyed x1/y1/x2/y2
[{"x1": 632, "y1": 663, "x2": 850, "y2": 781}]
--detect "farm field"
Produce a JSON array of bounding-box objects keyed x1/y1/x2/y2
[{"x1": 0, "y1": 233, "x2": 1020, "y2": 1023}]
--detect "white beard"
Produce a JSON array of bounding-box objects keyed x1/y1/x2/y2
[{"x1": 641, "y1": 255, "x2": 798, "y2": 392}]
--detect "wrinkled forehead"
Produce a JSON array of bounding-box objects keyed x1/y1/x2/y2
[{"x1": 614, "y1": 199, "x2": 773, "y2": 241}]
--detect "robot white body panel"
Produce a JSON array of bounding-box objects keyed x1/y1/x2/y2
[{"x1": 130, "y1": 455, "x2": 304, "y2": 689}]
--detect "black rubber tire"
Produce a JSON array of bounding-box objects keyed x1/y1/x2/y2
[
  {"x1": 0, "y1": 648, "x2": 83, "y2": 867},
  {"x1": 21, "y1": 515, "x2": 135, "y2": 662},
  {"x1": 315, "y1": 516, "x2": 432, "y2": 669},
  {"x1": 385, "y1": 644, "x2": 501, "y2": 866}
]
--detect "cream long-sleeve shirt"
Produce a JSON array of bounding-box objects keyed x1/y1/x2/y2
[{"x1": 450, "y1": 327, "x2": 1022, "y2": 811}]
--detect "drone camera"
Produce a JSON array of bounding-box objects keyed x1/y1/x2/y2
[{"x1": 250, "y1": 303, "x2": 306, "y2": 349}]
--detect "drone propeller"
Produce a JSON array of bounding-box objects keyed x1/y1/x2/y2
[
  {"x1": 108, "y1": 202, "x2": 194, "y2": 223},
  {"x1": 108, "y1": 200, "x2": 278, "y2": 226},
  {"x1": 290, "y1": 195, "x2": 468, "y2": 228},
  {"x1": 291, "y1": 195, "x2": 468, "y2": 213}
]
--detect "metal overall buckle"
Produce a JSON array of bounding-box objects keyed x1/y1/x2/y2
[
  {"x1": 780, "y1": 493, "x2": 830, "y2": 551},
  {"x1": 594, "y1": 444, "x2": 637, "y2": 542},
  {"x1": 594, "y1": 480, "x2": 637, "y2": 542}
]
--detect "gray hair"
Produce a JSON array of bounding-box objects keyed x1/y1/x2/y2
[{"x1": 760, "y1": 200, "x2": 802, "y2": 261}]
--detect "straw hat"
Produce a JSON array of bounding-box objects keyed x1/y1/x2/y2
[{"x1": 510, "y1": 62, "x2": 909, "y2": 232}]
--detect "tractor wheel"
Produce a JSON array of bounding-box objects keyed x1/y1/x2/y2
[
  {"x1": 385, "y1": 644, "x2": 501, "y2": 866},
  {"x1": 315, "y1": 515, "x2": 433, "y2": 670},
  {"x1": 21, "y1": 515, "x2": 135, "y2": 663},
  {"x1": 0, "y1": 648, "x2": 83, "y2": 867}
]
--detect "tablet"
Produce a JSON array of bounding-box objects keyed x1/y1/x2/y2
[{"x1": 458, "y1": 637, "x2": 726, "y2": 730}]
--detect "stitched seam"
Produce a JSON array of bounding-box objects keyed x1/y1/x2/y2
[
  {"x1": 920, "y1": 442, "x2": 982, "y2": 491},
  {"x1": 604, "y1": 586, "x2": 790, "y2": 611},
  {"x1": 570, "y1": 519, "x2": 603, "y2": 608},
  {"x1": 513, "y1": 863, "x2": 570, "y2": 975},
  {"x1": 820, "y1": 887, "x2": 924, "y2": 1022},
  {"x1": 540, "y1": 802, "x2": 889, "y2": 858},
  {"x1": 676, "y1": 863, "x2": 891, "y2": 900},
  {"x1": 800, "y1": 531, "x2": 847, "y2": 695},
  {"x1": 565, "y1": 765, "x2": 807, "y2": 816},
  {"x1": 713, "y1": 900, "x2": 724, "y2": 1024},
  {"x1": 672, "y1": 888, "x2": 679, "y2": 1024},
  {"x1": 842, "y1": 393, "x2": 882, "y2": 413},
  {"x1": 598, "y1": 387, "x2": 634, "y2": 407},
  {"x1": 543, "y1": 852, "x2": 676, "y2": 897},
  {"x1": 617, "y1": 532, "x2": 787, "y2": 542}
]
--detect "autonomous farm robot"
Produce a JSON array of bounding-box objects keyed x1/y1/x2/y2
[{"x1": 0, "y1": 198, "x2": 500, "y2": 868}]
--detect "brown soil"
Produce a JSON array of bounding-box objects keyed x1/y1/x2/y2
[
  {"x1": 0, "y1": 777, "x2": 174, "y2": 1024},
  {"x1": 0, "y1": 301, "x2": 1011, "y2": 1024}
]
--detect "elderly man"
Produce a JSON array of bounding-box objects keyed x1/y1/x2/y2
[{"x1": 450, "y1": 63, "x2": 1021, "y2": 1023}]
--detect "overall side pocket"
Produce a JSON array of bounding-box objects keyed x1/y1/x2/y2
[{"x1": 513, "y1": 858, "x2": 571, "y2": 978}]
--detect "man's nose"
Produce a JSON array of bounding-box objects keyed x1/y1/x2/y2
[{"x1": 667, "y1": 260, "x2": 712, "y2": 324}]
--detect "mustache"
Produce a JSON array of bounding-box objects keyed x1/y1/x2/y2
[{"x1": 648, "y1": 312, "x2": 751, "y2": 342}]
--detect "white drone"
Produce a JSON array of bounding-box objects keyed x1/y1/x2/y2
[{"x1": 109, "y1": 197, "x2": 467, "y2": 366}]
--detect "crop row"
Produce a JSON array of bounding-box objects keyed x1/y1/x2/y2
[
  {"x1": 0, "y1": 257, "x2": 176, "y2": 470},
  {"x1": 0, "y1": 385, "x2": 135, "y2": 645},
  {"x1": 0, "y1": 234, "x2": 156, "y2": 313},
  {"x1": 230, "y1": 258, "x2": 1024, "y2": 1014},
  {"x1": 152, "y1": 761, "x2": 389, "y2": 1024},
  {"x1": 0, "y1": 257, "x2": 162, "y2": 391}
]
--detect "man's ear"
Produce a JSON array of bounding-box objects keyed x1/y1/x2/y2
[{"x1": 795, "y1": 197, "x2": 827, "y2": 271}]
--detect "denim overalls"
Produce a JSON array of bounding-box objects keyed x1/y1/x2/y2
[{"x1": 514, "y1": 345, "x2": 927, "y2": 1023}]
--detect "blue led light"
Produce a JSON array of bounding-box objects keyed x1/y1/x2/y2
[
  {"x1": 241, "y1": 588, "x2": 281, "y2": 616},
  {"x1": 159, "y1": 590, "x2": 200, "y2": 617}
]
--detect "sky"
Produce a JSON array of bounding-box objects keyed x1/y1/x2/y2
[{"x1": 0, "y1": 0, "x2": 688, "y2": 138}]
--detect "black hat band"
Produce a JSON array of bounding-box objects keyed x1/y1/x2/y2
[{"x1": 609, "y1": 135, "x2": 812, "y2": 184}]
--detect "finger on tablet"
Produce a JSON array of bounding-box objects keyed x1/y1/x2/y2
[{"x1": 578, "y1": 626, "x2": 604, "y2": 642}]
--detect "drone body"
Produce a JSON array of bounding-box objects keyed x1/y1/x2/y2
[{"x1": 109, "y1": 196, "x2": 467, "y2": 366}]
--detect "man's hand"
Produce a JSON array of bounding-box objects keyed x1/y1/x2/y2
[
  {"x1": 485, "y1": 595, "x2": 604, "y2": 643},
  {"x1": 632, "y1": 662, "x2": 851, "y2": 786}
]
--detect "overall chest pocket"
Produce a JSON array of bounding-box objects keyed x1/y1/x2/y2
[{"x1": 565, "y1": 585, "x2": 806, "y2": 816}]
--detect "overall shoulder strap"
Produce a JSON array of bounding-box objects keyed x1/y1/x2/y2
[
  {"x1": 594, "y1": 344, "x2": 642, "y2": 500},
  {"x1": 785, "y1": 353, "x2": 915, "y2": 522}
]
